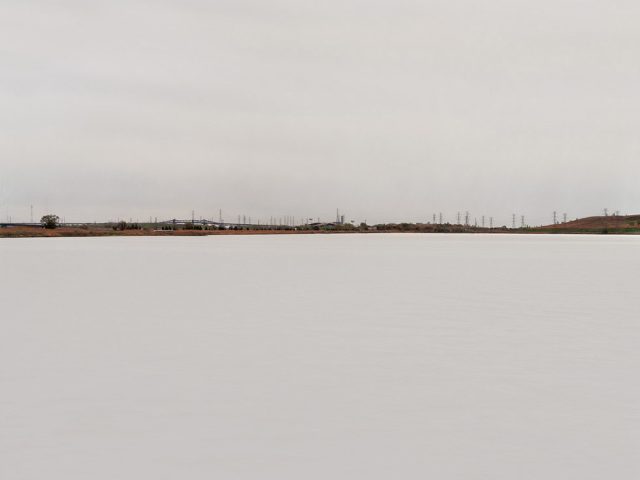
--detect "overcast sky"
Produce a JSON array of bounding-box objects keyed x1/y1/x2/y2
[{"x1": 1, "y1": 0, "x2": 639, "y2": 225}]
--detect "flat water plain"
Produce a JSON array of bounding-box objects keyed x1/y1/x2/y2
[{"x1": 1, "y1": 234, "x2": 639, "y2": 479}]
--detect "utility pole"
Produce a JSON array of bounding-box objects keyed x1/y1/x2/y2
[
  {"x1": 457, "y1": 212, "x2": 461, "y2": 225},
  {"x1": 521, "y1": 215, "x2": 525, "y2": 228},
  {"x1": 490, "y1": 217, "x2": 493, "y2": 229},
  {"x1": 464, "y1": 211, "x2": 469, "y2": 226},
  {"x1": 30, "y1": 205, "x2": 33, "y2": 223},
  {"x1": 432, "y1": 213, "x2": 436, "y2": 224},
  {"x1": 512, "y1": 214, "x2": 516, "y2": 229},
  {"x1": 604, "y1": 208, "x2": 608, "y2": 217},
  {"x1": 439, "y1": 212, "x2": 442, "y2": 224},
  {"x1": 563, "y1": 213, "x2": 567, "y2": 223},
  {"x1": 481, "y1": 216, "x2": 485, "y2": 228},
  {"x1": 553, "y1": 211, "x2": 557, "y2": 225}
]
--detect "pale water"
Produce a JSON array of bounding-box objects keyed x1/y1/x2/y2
[{"x1": 1, "y1": 234, "x2": 638, "y2": 479}]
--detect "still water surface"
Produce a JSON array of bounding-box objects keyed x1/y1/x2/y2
[{"x1": 1, "y1": 234, "x2": 639, "y2": 479}]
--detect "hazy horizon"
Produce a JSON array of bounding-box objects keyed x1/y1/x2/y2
[{"x1": 2, "y1": 0, "x2": 639, "y2": 225}]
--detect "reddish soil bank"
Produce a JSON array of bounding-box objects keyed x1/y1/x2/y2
[
  {"x1": 2, "y1": 214, "x2": 639, "y2": 238},
  {"x1": 0, "y1": 227, "x2": 346, "y2": 238},
  {"x1": 535, "y1": 215, "x2": 640, "y2": 233}
]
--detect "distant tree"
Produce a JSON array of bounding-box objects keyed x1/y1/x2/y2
[{"x1": 41, "y1": 214, "x2": 60, "y2": 229}]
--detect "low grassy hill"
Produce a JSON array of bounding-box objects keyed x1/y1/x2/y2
[{"x1": 536, "y1": 215, "x2": 640, "y2": 234}]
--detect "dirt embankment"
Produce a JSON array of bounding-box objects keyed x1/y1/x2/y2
[
  {"x1": 0, "y1": 226, "x2": 342, "y2": 238},
  {"x1": 2, "y1": 215, "x2": 639, "y2": 238},
  {"x1": 534, "y1": 215, "x2": 640, "y2": 234}
]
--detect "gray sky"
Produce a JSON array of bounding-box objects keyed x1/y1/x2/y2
[{"x1": 1, "y1": 0, "x2": 639, "y2": 225}]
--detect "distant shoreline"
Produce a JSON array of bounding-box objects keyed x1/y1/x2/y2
[{"x1": 2, "y1": 218, "x2": 640, "y2": 238}]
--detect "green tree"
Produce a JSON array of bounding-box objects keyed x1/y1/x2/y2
[{"x1": 41, "y1": 214, "x2": 60, "y2": 229}]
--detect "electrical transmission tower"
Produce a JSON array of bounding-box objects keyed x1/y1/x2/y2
[{"x1": 512, "y1": 214, "x2": 516, "y2": 229}]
